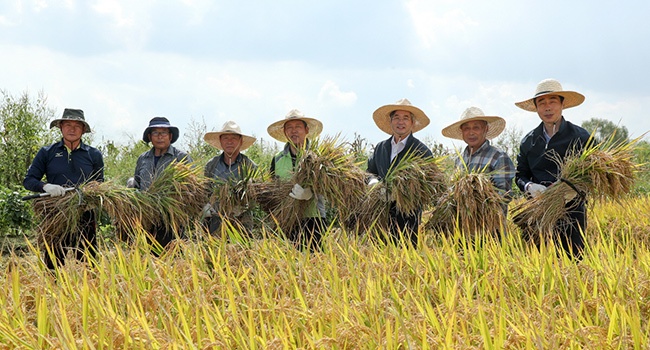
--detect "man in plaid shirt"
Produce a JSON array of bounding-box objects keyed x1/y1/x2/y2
[{"x1": 442, "y1": 107, "x2": 515, "y2": 214}]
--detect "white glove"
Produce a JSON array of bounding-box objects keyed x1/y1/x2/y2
[
  {"x1": 526, "y1": 183, "x2": 547, "y2": 198},
  {"x1": 43, "y1": 184, "x2": 66, "y2": 197},
  {"x1": 202, "y1": 203, "x2": 216, "y2": 218},
  {"x1": 368, "y1": 177, "x2": 379, "y2": 186},
  {"x1": 289, "y1": 183, "x2": 313, "y2": 201},
  {"x1": 126, "y1": 177, "x2": 136, "y2": 188}
]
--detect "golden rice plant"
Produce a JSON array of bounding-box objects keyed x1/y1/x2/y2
[
  {"x1": 31, "y1": 161, "x2": 210, "y2": 246},
  {"x1": 426, "y1": 170, "x2": 506, "y2": 238},
  {"x1": 512, "y1": 135, "x2": 639, "y2": 234},
  {"x1": 251, "y1": 180, "x2": 305, "y2": 234}
]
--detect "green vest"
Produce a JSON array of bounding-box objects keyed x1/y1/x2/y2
[{"x1": 274, "y1": 149, "x2": 322, "y2": 218}]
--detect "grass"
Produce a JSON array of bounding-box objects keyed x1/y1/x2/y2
[{"x1": 0, "y1": 196, "x2": 649, "y2": 348}]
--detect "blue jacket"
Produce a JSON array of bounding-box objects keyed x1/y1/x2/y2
[
  {"x1": 516, "y1": 117, "x2": 591, "y2": 190},
  {"x1": 23, "y1": 139, "x2": 104, "y2": 192}
]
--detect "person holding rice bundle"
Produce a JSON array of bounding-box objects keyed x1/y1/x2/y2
[
  {"x1": 441, "y1": 107, "x2": 515, "y2": 218},
  {"x1": 129, "y1": 117, "x2": 193, "y2": 252},
  {"x1": 367, "y1": 98, "x2": 433, "y2": 246},
  {"x1": 267, "y1": 109, "x2": 327, "y2": 251},
  {"x1": 24, "y1": 108, "x2": 104, "y2": 269},
  {"x1": 515, "y1": 78, "x2": 591, "y2": 259},
  {"x1": 202, "y1": 120, "x2": 257, "y2": 234}
]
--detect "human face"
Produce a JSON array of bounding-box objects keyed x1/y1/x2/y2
[
  {"x1": 390, "y1": 110, "x2": 414, "y2": 141},
  {"x1": 220, "y1": 134, "x2": 242, "y2": 155},
  {"x1": 283, "y1": 120, "x2": 309, "y2": 147},
  {"x1": 535, "y1": 95, "x2": 564, "y2": 125},
  {"x1": 149, "y1": 127, "x2": 172, "y2": 152},
  {"x1": 460, "y1": 120, "x2": 488, "y2": 150},
  {"x1": 60, "y1": 120, "x2": 84, "y2": 145}
]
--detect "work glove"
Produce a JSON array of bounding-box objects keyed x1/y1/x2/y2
[
  {"x1": 43, "y1": 184, "x2": 66, "y2": 197},
  {"x1": 289, "y1": 183, "x2": 313, "y2": 201},
  {"x1": 368, "y1": 177, "x2": 379, "y2": 186},
  {"x1": 126, "y1": 177, "x2": 136, "y2": 188},
  {"x1": 201, "y1": 203, "x2": 216, "y2": 219},
  {"x1": 368, "y1": 177, "x2": 387, "y2": 199},
  {"x1": 525, "y1": 183, "x2": 547, "y2": 198}
]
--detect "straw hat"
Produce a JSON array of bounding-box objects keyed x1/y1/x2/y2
[
  {"x1": 267, "y1": 109, "x2": 323, "y2": 142},
  {"x1": 441, "y1": 107, "x2": 506, "y2": 140},
  {"x1": 49, "y1": 108, "x2": 91, "y2": 133},
  {"x1": 142, "y1": 117, "x2": 180, "y2": 144},
  {"x1": 204, "y1": 120, "x2": 256, "y2": 151},
  {"x1": 515, "y1": 79, "x2": 585, "y2": 112},
  {"x1": 372, "y1": 98, "x2": 430, "y2": 135}
]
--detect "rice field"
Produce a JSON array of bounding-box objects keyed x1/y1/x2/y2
[{"x1": 0, "y1": 196, "x2": 649, "y2": 349}]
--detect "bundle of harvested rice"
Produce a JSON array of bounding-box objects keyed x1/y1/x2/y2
[
  {"x1": 31, "y1": 161, "x2": 210, "y2": 246},
  {"x1": 254, "y1": 135, "x2": 367, "y2": 232},
  {"x1": 211, "y1": 163, "x2": 267, "y2": 217},
  {"x1": 385, "y1": 150, "x2": 447, "y2": 216},
  {"x1": 426, "y1": 170, "x2": 506, "y2": 237},
  {"x1": 512, "y1": 136, "x2": 638, "y2": 234}
]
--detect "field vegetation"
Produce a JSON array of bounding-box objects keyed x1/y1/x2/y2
[{"x1": 0, "y1": 90, "x2": 648, "y2": 348}]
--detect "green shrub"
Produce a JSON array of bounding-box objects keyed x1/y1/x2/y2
[{"x1": 0, "y1": 185, "x2": 33, "y2": 235}]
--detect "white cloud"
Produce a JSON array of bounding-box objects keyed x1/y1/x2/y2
[
  {"x1": 405, "y1": 0, "x2": 479, "y2": 49},
  {"x1": 317, "y1": 80, "x2": 357, "y2": 107}
]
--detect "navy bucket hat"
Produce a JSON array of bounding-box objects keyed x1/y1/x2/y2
[{"x1": 142, "y1": 117, "x2": 180, "y2": 144}]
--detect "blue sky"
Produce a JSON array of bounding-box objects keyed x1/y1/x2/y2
[{"x1": 1, "y1": 0, "x2": 649, "y2": 151}]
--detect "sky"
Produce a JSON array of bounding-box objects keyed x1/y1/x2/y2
[{"x1": 1, "y1": 0, "x2": 649, "y2": 152}]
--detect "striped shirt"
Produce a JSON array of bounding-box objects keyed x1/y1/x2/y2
[{"x1": 454, "y1": 140, "x2": 515, "y2": 195}]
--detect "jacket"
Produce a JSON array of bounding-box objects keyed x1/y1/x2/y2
[
  {"x1": 204, "y1": 152, "x2": 257, "y2": 181},
  {"x1": 24, "y1": 139, "x2": 104, "y2": 192},
  {"x1": 133, "y1": 145, "x2": 192, "y2": 191},
  {"x1": 516, "y1": 117, "x2": 590, "y2": 191},
  {"x1": 367, "y1": 134, "x2": 433, "y2": 180}
]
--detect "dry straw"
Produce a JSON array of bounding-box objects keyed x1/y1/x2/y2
[
  {"x1": 427, "y1": 169, "x2": 507, "y2": 238},
  {"x1": 512, "y1": 135, "x2": 639, "y2": 235},
  {"x1": 32, "y1": 161, "x2": 210, "y2": 246}
]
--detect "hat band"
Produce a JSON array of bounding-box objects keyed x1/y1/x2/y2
[{"x1": 534, "y1": 90, "x2": 555, "y2": 97}]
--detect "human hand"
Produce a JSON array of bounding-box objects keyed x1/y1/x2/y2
[
  {"x1": 289, "y1": 183, "x2": 313, "y2": 200},
  {"x1": 526, "y1": 183, "x2": 546, "y2": 198},
  {"x1": 202, "y1": 203, "x2": 216, "y2": 218},
  {"x1": 368, "y1": 177, "x2": 379, "y2": 186},
  {"x1": 43, "y1": 184, "x2": 66, "y2": 197},
  {"x1": 126, "y1": 177, "x2": 136, "y2": 188}
]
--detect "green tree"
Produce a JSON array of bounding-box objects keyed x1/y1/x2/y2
[
  {"x1": 0, "y1": 90, "x2": 56, "y2": 187},
  {"x1": 493, "y1": 126, "x2": 524, "y2": 162},
  {"x1": 581, "y1": 117, "x2": 629, "y2": 144}
]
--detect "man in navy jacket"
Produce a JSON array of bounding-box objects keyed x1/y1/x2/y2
[
  {"x1": 24, "y1": 108, "x2": 104, "y2": 269},
  {"x1": 367, "y1": 98, "x2": 433, "y2": 246}
]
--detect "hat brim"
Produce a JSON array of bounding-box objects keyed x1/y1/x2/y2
[
  {"x1": 372, "y1": 104, "x2": 430, "y2": 135},
  {"x1": 515, "y1": 91, "x2": 585, "y2": 112},
  {"x1": 204, "y1": 132, "x2": 256, "y2": 151},
  {"x1": 50, "y1": 119, "x2": 92, "y2": 133},
  {"x1": 441, "y1": 116, "x2": 506, "y2": 140},
  {"x1": 143, "y1": 125, "x2": 180, "y2": 144},
  {"x1": 267, "y1": 117, "x2": 323, "y2": 142}
]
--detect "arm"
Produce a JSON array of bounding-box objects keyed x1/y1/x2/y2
[
  {"x1": 492, "y1": 152, "x2": 515, "y2": 193},
  {"x1": 23, "y1": 148, "x2": 47, "y2": 192}
]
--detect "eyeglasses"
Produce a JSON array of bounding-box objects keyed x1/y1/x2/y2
[{"x1": 151, "y1": 131, "x2": 170, "y2": 137}]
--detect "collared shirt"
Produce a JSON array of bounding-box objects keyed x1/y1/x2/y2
[
  {"x1": 133, "y1": 145, "x2": 192, "y2": 190},
  {"x1": 204, "y1": 152, "x2": 257, "y2": 181},
  {"x1": 390, "y1": 134, "x2": 410, "y2": 161},
  {"x1": 23, "y1": 139, "x2": 104, "y2": 192},
  {"x1": 455, "y1": 140, "x2": 515, "y2": 194}
]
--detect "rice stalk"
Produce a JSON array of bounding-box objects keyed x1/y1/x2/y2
[{"x1": 211, "y1": 163, "x2": 268, "y2": 217}]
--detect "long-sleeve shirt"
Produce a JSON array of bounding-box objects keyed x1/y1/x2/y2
[
  {"x1": 133, "y1": 145, "x2": 192, "y2": 190},
  {"x1": 24, "y1": 139, "x2": 104, "y2": 192},
  {"x1": 454, "y1": 140, "x2": 515, "y2": 195}
]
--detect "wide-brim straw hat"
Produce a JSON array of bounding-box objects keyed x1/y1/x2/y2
[
  {"x1": 142, "y1": 116, "x2": 180, "y2": 144},
  {"x1": 372, "y1": 98, "x2": 430, "y2": 135},
  {"x1": 441, "y1": 107, "x2": 506, "y2": 140},
  {"x1": 515, "y1": 79, "x2": 585, "y2": 112},
  {"x1": 267, "y1": 109, "x2": 323, "y2": 142},
  {"x1": 49, "y1": 108, "x2": 91, "y2": 133},
  {"x1": 204, "y1": 120, "x2": 257, "y2": 151}
]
